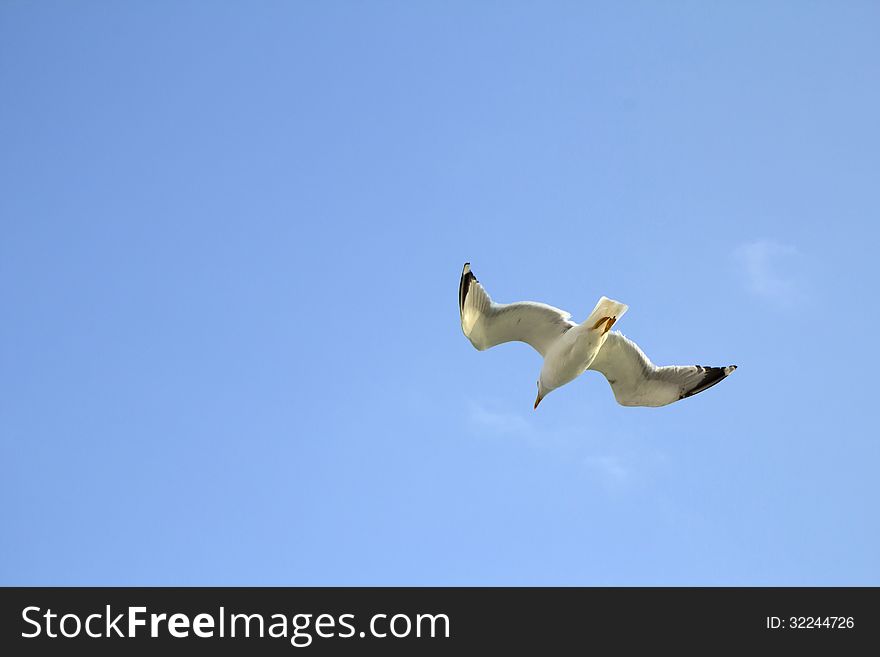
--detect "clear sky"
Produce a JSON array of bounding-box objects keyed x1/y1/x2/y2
[{"x1": 2, "y1": 1, "x2": 878, "y2": 585}]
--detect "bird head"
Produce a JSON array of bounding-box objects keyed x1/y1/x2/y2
[{"x1": 534, "y1": 380, "x2": 548, "y2": 410}]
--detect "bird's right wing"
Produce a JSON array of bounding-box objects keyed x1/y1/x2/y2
[
  {"x1": 588, "y1": 331, "x2": 737, "y2": 407},
  {"x1": 459, "y1": 263, "x2": 575, "y2": 357}
]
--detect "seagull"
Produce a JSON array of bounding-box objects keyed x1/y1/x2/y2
[{"x1": 459, "y1": 263, "x2": 736, "y2": 409}]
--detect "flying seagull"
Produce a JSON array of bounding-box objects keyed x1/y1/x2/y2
[{"x1": 459, "y1": 263, "x2": 736, "y2": 408}]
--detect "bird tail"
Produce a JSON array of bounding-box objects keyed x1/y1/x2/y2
[{"x1": 584, "y1": 296, "x2": 628, "y2": 329}]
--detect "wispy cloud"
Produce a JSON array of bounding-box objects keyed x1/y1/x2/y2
[
  {"x1": 581, "y1": 455, "x2": 632, "y2": 494},
  {"x1": 466, "y1": 402, "x2": 653, "y2": 490},
  {"x1": 467, "y1": 403, "x2": 533, "y2": 438},
  {"x1": 734, "y1": 239, "x2": 803, "y2": 305},
  {"x1": 583, "y1": 455, "x2": 629, "y2": 483}
]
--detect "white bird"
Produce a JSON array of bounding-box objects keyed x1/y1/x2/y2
[{"x1": 459, "y1": 263, "x2": 736, "y2": 408}]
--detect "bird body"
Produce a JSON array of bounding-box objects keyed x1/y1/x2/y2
[
  {"x1": 538, "y1": 296, "x2": 627, "y2": 394},
  {"x1": 458, "y1": 263, "x2": 736, "y2": 409}
]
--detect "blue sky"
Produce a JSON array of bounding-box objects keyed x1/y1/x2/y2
[{"x1": 2, "y1": 1, "x2": 878, "y2": 585}]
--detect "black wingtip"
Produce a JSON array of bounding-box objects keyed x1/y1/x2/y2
[
  {"x1": 459, "y1": 263, "x2": 477, "y2": 315},
  {"x1": 680, "y1": 365, "x2": 736, "y2": 400}
]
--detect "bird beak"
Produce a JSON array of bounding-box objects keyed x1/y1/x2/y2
[{"x1": 534, "y1": 392, "x2": 543, "y2": 410}]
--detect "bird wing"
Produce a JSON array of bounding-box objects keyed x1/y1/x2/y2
[
  {"x1": 588, "y1": 331, "x2": 737, "y2": 407},
  {"x1": 459, "y1": 263, "x2": 575, "y2": 357}
]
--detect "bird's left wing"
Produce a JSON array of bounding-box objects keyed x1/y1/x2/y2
[
  {"x1": 459, "y1": 263, "x2": 575, "y2": 357},
  {"x1": 588, "y1": 331, "x2": 737, "y2": 407}
]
